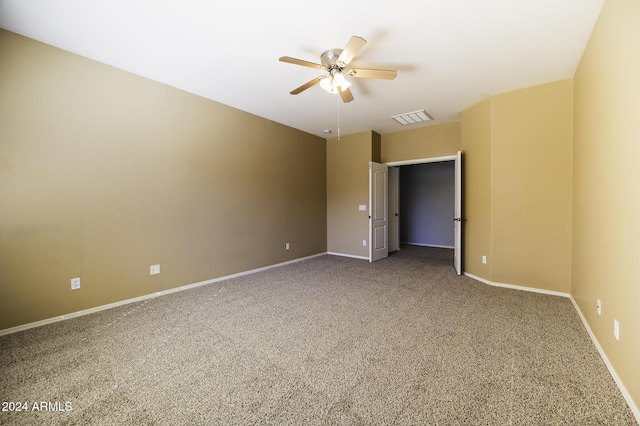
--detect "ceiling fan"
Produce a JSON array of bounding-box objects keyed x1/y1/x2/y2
[{"x1": 279, "y1": 36, "x2": 397, "y2": 103}]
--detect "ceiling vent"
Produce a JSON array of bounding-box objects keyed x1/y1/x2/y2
[{"x1": 391, "y1": 109, "x2": 432, "y2": 125}]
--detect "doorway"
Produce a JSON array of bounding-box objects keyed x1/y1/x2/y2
[
  {"x1": 399, "y1": 161, "x2": 455, "y2": 249},
  {"x1": 385, "y1": 153, "x2": 462, "y2": 274}
]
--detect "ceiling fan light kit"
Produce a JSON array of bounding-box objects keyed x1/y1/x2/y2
[
  {"x1": 279, "y1": 36, "x2": 397, "y2": 103},
  {"x1": 318, "y1": 70, "x2": 352, "y2": 94}
]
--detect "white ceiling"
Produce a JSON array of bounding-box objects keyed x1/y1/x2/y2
[{"x1": 0, "y1": 0, "x2": 604, "y2": 138}]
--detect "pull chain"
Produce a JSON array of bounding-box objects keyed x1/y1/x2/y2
[{"x1": 337, "y1": 94, "x2": 341, "y2": 141}]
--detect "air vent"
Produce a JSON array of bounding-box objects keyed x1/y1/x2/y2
[{"x1": 391, "y1": 109, "x2": 432, "y2": 125}]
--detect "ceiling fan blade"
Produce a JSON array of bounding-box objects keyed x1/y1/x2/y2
[
  {"x1": 336, "y1": 36, "x2": 367, "y2": 68},
  {"x1": 279, "y1": 56, "x2": 325, "y2": 70},
  {"x1": 338, "y1": 86, "x2": 354, "y2": 103},
  {"x1": 347, "y1": 68, "x2": 397, "y2": 80},
  {"x1": 290, "y1": 77, "x2": 323, "y2": 95}
]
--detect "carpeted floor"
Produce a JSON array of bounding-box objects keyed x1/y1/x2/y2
[{"x1": 0, "y1": 246, "x2": 637, "y2": 425}]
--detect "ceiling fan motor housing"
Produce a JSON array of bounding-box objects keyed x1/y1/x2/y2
[{"x1": 321, "y1": 49, "x2": 344, "y2": 70}]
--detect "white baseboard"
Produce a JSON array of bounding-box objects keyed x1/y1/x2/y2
[
  {"x1": 463, "y1": 272, "x2": 570, "y2": 298},
  {"x1": 0, "y1": 252, "x2": 328, "y2": 336},
  {"x1": 402, "y1": 242, "x2": 455, "y2": 249},
  {"x1": 464, "y1": 272, "x2": 639, "y2": 422},
  {"x1": 569, "y1": 296, "x2": 640, "y2": 424},
  {"x1": 327, "y1": 252, "x2": 369, "y2": 260}
]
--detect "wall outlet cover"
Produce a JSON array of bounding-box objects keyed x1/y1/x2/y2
[{"x1": 70, "y1": 277, "x2": 81, "y2": 290}]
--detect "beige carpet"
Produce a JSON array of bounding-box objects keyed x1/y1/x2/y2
[{"x1": 1, "y1": 246, "x2": 637, "y2": 425}]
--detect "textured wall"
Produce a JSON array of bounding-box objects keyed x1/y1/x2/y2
[
  {"x1": 460, "y1": 80, "x2": 573, "y2": 293},
  {"x1": 0, "y1": 30, "x2": 327, "y2": 330},
  {"x1": 491, "y1": 80, "x2": 573, "y2": 292},
  {"x1": 326, "y1": 131, "x2": 373, "y2": 258},
  {"x1": 573, "y1": 0, "x2": 640, "y2": 410},
  {"x1": 461, "y1": 98, "x2": 493, "y2": 279},
  {"x1": 381, "y1": 121, "x2": 461, "y2": 163}
]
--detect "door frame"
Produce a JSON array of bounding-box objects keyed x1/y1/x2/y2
[
  {"x1": 385, "y1": 155, "x2": 456, "y2": 168},
  {"x1": 454, "y1": 151, "x2": 462, "y2": 275},
  {"x1": 388, "y1": 166, "x2": 400, "y2": 253},
  {"x1": 385, "y1": 154, "x2": 460, "y2": 271}
]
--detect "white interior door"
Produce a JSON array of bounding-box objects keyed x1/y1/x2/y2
[
  {"x1": 388, "y1": 166, "x2": 400, "y2": 252},
  {"x1": 369, "y1": 162, "x2": 388, "y2": 262},
  {"x1": 454, "y1": 151, "x2": 463, "y2": 275}
]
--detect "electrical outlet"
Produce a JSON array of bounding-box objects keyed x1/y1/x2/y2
[
  {"x1": 482, "y1": 255, "x2": 487, "y2": 264},
  {"x1": 150, "y1": 264, "x2": 160, "y2": 275},
  {"x1": 70, "y1": 277, "x2": 81, "y2": 290},
  {"x1": 613, "y1": 320, "x2": 620, "y2": 340},
  {"x1": 596, "y1": 299, "x2": 602, "y2": 316},
  {"x1": 285, "y1": 243, "x2": 290, "y2": 250}
]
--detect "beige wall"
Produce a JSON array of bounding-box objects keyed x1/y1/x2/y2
[
  {"x1": 372, "y1": 131, "x2": 381, "y2": 163},
  {"x1": 327, "y1": 123, "x2": 460, "y2": 259},
  {"x1": 461, "y1": 80, "x2": 573, "y2": 293},
  {"x1": 491, "y1": 80, "x2": 573, "y2": 292},
  {"x1": 326, "y1": 131, "x2": 375, "y2": 257},
  {"x1": 573, "y1": 0, "x2": 640, "y2": 408},
  {"x1": 0, "y1": 30, "x2": 327, "y2": 330},
  {"x1": 461, "y1": 98, "x2": 493, "y2": 279},
  {"x1": 381, "y1": 121, "x2": 461, "y2": 163}
]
